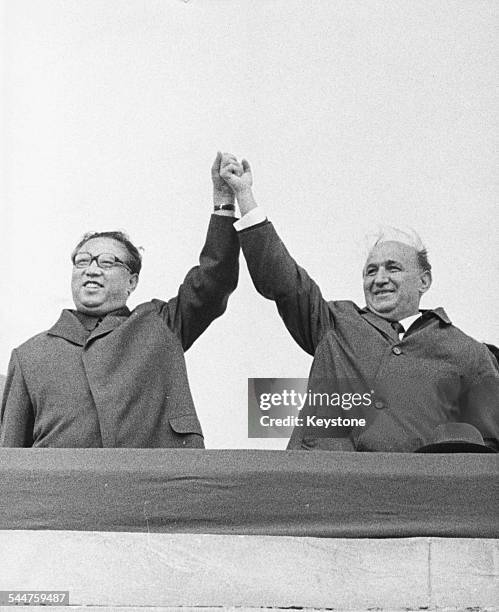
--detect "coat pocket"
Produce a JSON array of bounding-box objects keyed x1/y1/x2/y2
[
  {"x1": 169, "y1": 414, "x2": 203, "y2": 435},
  {"x1": 168, "y1": 415, "x2": 204, "y2": 448}
]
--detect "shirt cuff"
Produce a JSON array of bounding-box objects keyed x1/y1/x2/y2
[
  {"x1": 234, "y1": 207, "x2": 267, "y2": 231},
  {"x1": 213, "y1": 209, "x2": 236, "y2": 218}
]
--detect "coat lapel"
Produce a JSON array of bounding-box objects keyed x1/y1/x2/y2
[
  {"x1": 87, "y1": 311, "x2": 130, "y2": 343},
  {"x1": 47, "y1": 310, "x2": 88, "y2": 346},
  {"x1": 360, "y1": 309, "x2": 398, "y2": 340}
]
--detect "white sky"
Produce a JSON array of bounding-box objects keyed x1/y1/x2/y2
[{"x1": 1, "y1": 0, "x2": 498, "y2": 448}]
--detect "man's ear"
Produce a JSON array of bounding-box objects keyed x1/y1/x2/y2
[
  {"x1": 419, "y1": 270, "x2": 432, "y2": 295},
  {"x1": 128, "y1": 273, "x2": 139, "y2": 295}
]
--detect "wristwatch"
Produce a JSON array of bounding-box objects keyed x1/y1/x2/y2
[{"x1": 214, "y1": 203, "x2": 236, "y2": 211}]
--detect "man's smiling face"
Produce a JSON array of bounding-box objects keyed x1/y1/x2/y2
[
  {"x1": 363, "y1": 240, "x2": 431, "y2": 321},
  {"x1": 71, "y1": 237, "x2": 138, "y2": 316}
]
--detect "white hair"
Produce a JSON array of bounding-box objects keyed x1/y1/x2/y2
[
  {"x1": 363, "y1": 225, "x2": 431, "y2": 272},
  {"x1": 365, "y1": 225, "x2": 426, "y2": 253}
]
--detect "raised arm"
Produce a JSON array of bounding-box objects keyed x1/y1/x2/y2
[
  {"x1": 155, "y1": 153, "x2": 240, "y2": 350},
  {"x1": 220, "y1": 156, "x2": 333, "y2": 355}
]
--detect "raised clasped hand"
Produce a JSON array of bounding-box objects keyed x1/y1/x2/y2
[{"x1": 219, "y1": 152, "x2": 252, "y2": 194}]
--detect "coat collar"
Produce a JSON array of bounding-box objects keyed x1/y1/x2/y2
[
  {"x1": 47, "y1": 308, "x2": 131, "y2": 346},
  {"x1": 359, "y1": 306, "x2": 451, "y2": 338},
  {"x1": 421, "y1": 307, "x2": 451, "y2": 325}
]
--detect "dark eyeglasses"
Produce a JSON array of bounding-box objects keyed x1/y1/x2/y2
[{"x1": 72, "y1": 252, "x2": 132, "y2": 272}]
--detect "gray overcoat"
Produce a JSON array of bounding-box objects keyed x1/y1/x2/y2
[
  {"x1": 239, "y1": 220, "x2": 499, "y2": 452},
  {"x1": 1, "y1": 215, "x2": 239, "y2": 447}
]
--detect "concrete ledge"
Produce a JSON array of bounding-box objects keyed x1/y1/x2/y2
[
  {"x1": 3, "y1": 609, "x2": 499, "y2": 612},
  {"x1": 0, "y1": 532, "x2": 497, "y2": 609}
]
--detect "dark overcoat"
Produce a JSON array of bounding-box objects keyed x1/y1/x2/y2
[
  {"x1": 239, "y1": 221, "x2": 499, "y2": 452},
  {"x1": 1, "y1": 215, "x2": 239, "y2": 448}
]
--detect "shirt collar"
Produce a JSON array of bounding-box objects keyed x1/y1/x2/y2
[{"x1": 399, "y1": 313, "x2": 421, "y2": 331}]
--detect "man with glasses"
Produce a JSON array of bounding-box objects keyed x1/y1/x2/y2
[{"x1": 0, "y1": 153, "x2": 239, "y2": 448}]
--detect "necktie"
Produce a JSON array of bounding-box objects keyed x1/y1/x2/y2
[{"x1": 390, "y1": 321, "x2": 405, "y2": 337}]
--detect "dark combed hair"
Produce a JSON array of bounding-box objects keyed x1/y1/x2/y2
[
  {"x1": 416, "y1": 248, "x2": 432, "y2": 274},
  {"x1": 71, "y1": 231, "x2": 143, "y2": 275}
]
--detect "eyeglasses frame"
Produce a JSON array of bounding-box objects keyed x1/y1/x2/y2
[{"x1": 72, "y1": 252, "x2": 133, "y2": 273}]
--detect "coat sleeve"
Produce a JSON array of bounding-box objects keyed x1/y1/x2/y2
[
  {"x1": 155, "y1": 214, "x2": 240, "y2": 351},
  {"x1": 0, "y1": 350, "x2": 35, "y2": 447},
  {"x1": 238, "y1": 221, "x2": 333, "y2": 356}
]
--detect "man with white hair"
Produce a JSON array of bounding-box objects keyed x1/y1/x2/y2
[{"x1": 219, "y1": 154, "x2": 499, "y2": 452}]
